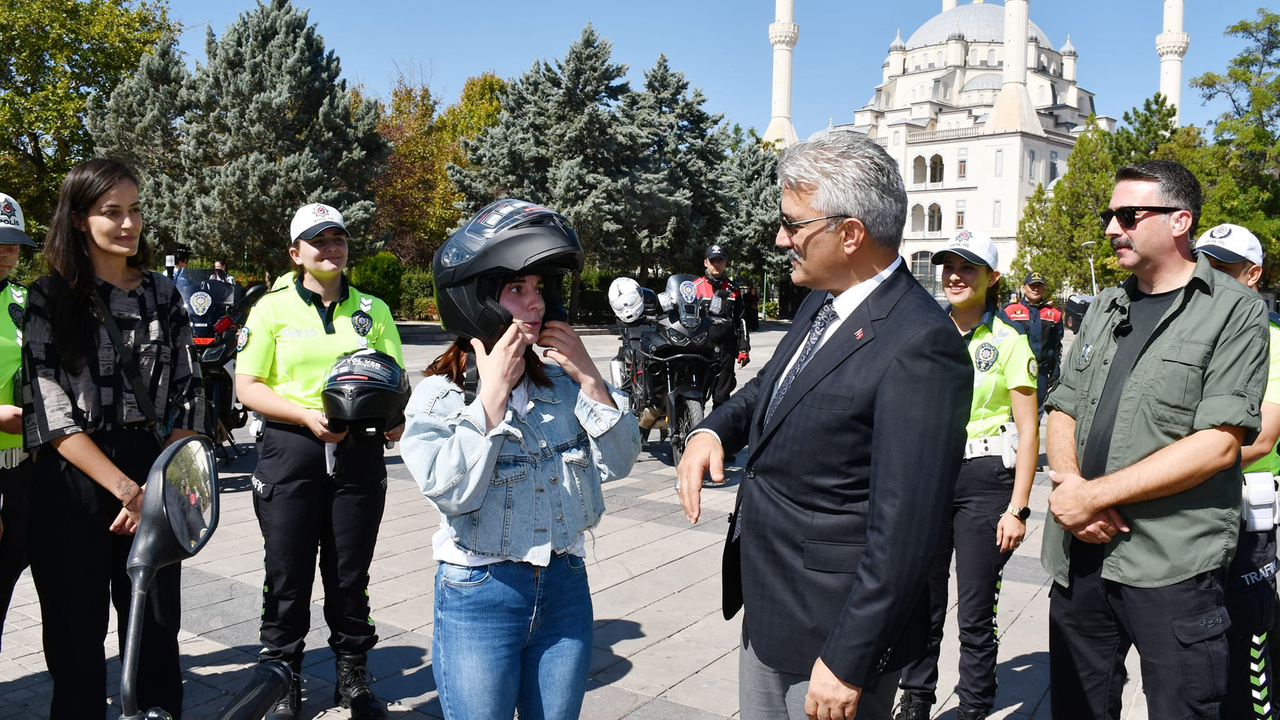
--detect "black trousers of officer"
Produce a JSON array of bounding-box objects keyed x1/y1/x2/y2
[
  {"x1": 710, "y1": 349, "x2": 737, "y2": 408},
  {"x1": 1224, "y1": 523, "x2": 1277, "y2": 720},
  {"x1": 28, "y1": 429, "x2": 183, "y2": 719},
  {"x1": 254, "y1": 422, "x2": 387, "y2": 663},
  {"x1": 899, "y1": 456, "x2": 1014, "y2": 711},
  {"x1": 1049, "y1": 540, "x2": 1230, "y2": 720},
  {"x1": 0, "y1": 459, "x2": 31, "y2": 653}
]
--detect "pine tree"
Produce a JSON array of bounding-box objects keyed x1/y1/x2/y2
[
  {"x1": 1108, "y1": 93, "x2": 1178, "y2": 165},
  {"x1": 88, "y1": 35, "x2": 192, "y2": 254},
  {"x1": 177, "y1": 0, "x2": 387, "y2": 274},
  {"x1": 717, "y1": 130, "x2": 782, "y2": 282}
]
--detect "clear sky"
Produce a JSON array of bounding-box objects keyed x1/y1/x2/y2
[{"x1": 166, "y1": 0, "x2": 1260, "y2": 138}]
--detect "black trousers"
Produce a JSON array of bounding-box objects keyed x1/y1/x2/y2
[
  {"x1": 898, "y1": 456, "x2": 1013, "y2": 711},
  {"x1": 253, "y1": 423, "x2": 387, "y2": 663},
  {"x1": 1224, "y1": 523, "x2": 1277, "y2": 720},
  {"x1": 1049, "y1": 540, "x2": 1230, "y2": 720},
  {"x1": 0, "y1": 459, "x2": 31, "y2": 652},
  {"x1": 710, "y1": 351, "x2": 737, "y2": 408},
  {"x1": 28, "y1": 430, "x2": 183, "y2": 719}
]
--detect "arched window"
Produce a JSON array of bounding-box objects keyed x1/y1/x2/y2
[
  {"x1": 928, "y1": 204, "x2": 943, "y2": 232},
  {"x1": 911, "y1": 251, "x2": 937, "y2": 293},
  {"x1": 911, "y1": 204, "x2": 925, "y2": 233},
  {"x1": 988, "y1": 49, "x2": 997, "y2": 66},
  {"x1": 929, "y1": 154, "x2": 944, "y2": 183},
  {"x1": 913, "y1": 156, "x2": 928, "y2": 185}
]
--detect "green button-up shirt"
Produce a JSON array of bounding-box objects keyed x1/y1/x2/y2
[{"x1": 1042, "y1": 254, "x2": 1268, "y2": 588}]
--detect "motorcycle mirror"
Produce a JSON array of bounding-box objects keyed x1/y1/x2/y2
[
  {"x1": 121, "y1": 435, "x2": 220, "y2": 719},
  {"x1": 126, "y1": 434, "x2": 220, "y2": 574}
]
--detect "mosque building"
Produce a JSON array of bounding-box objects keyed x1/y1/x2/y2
[{"x1": 763, "y1": 0, "x2": 1189, "y2": 294}]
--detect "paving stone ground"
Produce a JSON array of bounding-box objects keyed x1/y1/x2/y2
[{"x1": 0, "y1": 324, "x2": 1153, "y2": 719}]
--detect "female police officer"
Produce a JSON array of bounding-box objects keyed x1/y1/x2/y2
[
  {"x1": 236, "y1": 203, "x2": 403, "y2": 720},
  {"x1": 893, "y1": 230, "x2": 1040, "y2": 720}
]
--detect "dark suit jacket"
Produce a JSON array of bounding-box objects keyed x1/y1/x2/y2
[{"x1": 702, "y1": 263, "x2": 972, "y2": 687}]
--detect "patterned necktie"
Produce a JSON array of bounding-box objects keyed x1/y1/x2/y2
[{"x1": 765, "y1": 299, "x2": 837, "y2": 425}]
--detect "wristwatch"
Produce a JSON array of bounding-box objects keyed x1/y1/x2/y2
[{"x1": 1006, "y1": 504, "x2": 1031, "y2": 521}]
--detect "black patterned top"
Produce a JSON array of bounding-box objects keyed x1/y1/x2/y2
[{"x1": 21, "y1": 271, "x2": 206, "y2": 448}]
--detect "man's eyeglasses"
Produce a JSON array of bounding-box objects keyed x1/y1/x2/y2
[
  {"x1": 1098, "y1": 206, "x2": 1182, "y2": 231},
  {"x1": 780, "y1": 206, "x2": 849, "y2": 237}
]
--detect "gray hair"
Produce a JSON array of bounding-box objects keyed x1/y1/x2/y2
[{"x1": 777, "y1": 130, "x2": 907, "y2": 251}]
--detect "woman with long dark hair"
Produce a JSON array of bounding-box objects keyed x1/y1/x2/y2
[{"x1": 22, "y1": 158, "x2": 204, "y2": 718}]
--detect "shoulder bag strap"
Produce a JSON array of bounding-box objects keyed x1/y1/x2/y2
[{"x1": 90, "y1": 292, "x2": 167, "y2": 446}]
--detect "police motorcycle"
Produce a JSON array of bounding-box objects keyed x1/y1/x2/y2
[
  {"x1": 119, "y1": 434, "x2": 293, "y2": 719},
  {"x1": 176, "y1": 272, "x2": 267, "y2": 458},
  {"x1": 607, "y1": 275, "x2": 721, "y2": 466}
]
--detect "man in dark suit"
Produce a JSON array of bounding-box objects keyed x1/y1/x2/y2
[{"x1": 677, "y1": 130, "x2": 972, "y2": 720}]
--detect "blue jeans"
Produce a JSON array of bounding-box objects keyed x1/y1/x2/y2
[{"x1": 432, "y1": 553, "x2": 593, "y2": 720}]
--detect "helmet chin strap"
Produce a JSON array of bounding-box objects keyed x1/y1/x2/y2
[{"x1": 463, "y1": 350, "x2": 479, "y2": 405}]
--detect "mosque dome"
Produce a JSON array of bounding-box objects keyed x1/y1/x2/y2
[
  {"x1": 1060, "y1": 34, "x2": 1078, "y2": 56},
  {"x1": 960, "y1": 73, "x2": 1003, "y2": 92},
  {"x1": 889, "y1": 30, "x2": 907, "y2": 52},
  {"x1": 905, "y1": 2, "x2": 1052, "y2": 50}
]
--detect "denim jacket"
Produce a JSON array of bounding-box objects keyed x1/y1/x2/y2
[{"x1": 401, "y1": 365, "x2": 641, "y2": 566}]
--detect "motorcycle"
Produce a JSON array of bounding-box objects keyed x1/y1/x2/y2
[
  {"x1": 176, "y1": 272, "x2": 267, "y2": 459},
  {"x1": 120, "y1": 434, "x2": 291, "y2": 719},
  {"x1": 607, "y1": 274, "x2": 721, "y2": 466}
]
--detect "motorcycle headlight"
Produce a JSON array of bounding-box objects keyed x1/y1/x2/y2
[
  {"x1": 693, "y1": 331, "x2": 707, "y2": 345},
  {"x1": 667, "y1": 328, "x2": 687, "y2": 344},
  {"x1": 200, "y1": 345, "x2": 225, "y2": 363}
]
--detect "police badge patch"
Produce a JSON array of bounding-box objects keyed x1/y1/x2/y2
[
  {"x1": 351, "y1": 310, "x2": 373, "y2": 337},
  {"x1": 7, "y1": 303, "x2": 21, "y2": 328},
  {"x1": 191, "y1": 291, "x2": 212, "y2": 316},
  {"x1": 236, "y1": 326, "x2": 250, "y2": 352},
  {"x1": 1028, "y1": 357, "x2": 1038, "y2": 377},
  {"x1": 974, "y1": 342, "x2": 999, "y2": 372}
]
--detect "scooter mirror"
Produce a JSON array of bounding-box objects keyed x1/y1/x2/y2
[{"x1": 126, "y1": 435, "x2": 220, "y2": 576}]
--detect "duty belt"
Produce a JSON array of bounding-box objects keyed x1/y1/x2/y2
[
  {"x1": 963, "y1": 436, "x2": 1005, "y2": 460},
  {"x1": 0, "y1": 446, "x2": 28, "y2": 470}
]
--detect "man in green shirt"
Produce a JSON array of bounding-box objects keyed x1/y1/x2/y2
[
  {"x1": 1042, "y1": 161, "x2": 1269, "y2": 719},
  {"x1": 1195, "y1": 222, "x2": 1280, "y2": 720}
]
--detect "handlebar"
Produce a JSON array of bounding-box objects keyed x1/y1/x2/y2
[{"x1": 215, "y1": 661, "x2": 293, "y2": 720}]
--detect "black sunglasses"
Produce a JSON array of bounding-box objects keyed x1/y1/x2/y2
[{"x1": 1098, "y1": 206, "x2": 1182, "y2": 230}]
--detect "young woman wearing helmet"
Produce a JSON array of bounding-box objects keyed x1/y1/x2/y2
[
  {"x1": 893, "y1": 230, "x2": 1040, "y2": 720},
  {"x1": 234, "y1": 203, "x2": 403, "y2": 720},
  {"x1": 400, "y1": 199, "x2": 641, "y2": 720},
  {"x1": 21, "y1": 159, "x2": 203, "y2": 717}
]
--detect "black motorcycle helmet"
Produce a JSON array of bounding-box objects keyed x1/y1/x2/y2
[
  {"x1": 321, "y1": 349, "x2": 411, "y2": 435},
  {"x1": 433, "y1": 199, "x2": 585, "y2": 346}
]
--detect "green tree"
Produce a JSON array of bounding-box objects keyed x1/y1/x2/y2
[
  {"x1": 1107, "y1": 93, "x2": 1178, "y2": 165},
  {"x1": 1012, "y1": 121, "x2": 1118, "y2": 294},
  {"x1": 88, "y1": 35, "x2": 192, "y2": 254},
  {"x1": 0, "y1": 0, "x2": 173, "y2": 239},
  {"x1": 370, "y1": 72, "x2": 505, "y2": 268},
  {"x1": 717, "y1": 130, "x2": 782, "y2": 282},
  {"x1": 177, "y1": 0, "x2": 388, "y2": 276},
  {"x1": 452, "y1": 24, "x2": 634, "y2": 315},
  {"x1": 1186, "y1": 9, "x2": 1280, "y2": 278},
  {"x1": 619, "y1": 54, "x2": 730, "y2": 278}
]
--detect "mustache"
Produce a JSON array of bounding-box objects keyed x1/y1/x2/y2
[
  {"x1": 787, "y1": 250, "x2": 801, "y2": 264},
  {"x1": 1110, "y1": 238, "x2": 1134, "y2": 252}
]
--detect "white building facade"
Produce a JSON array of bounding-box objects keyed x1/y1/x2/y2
[{"x1": 835, "y1": 1, "x2": 1114, "y2": 293}]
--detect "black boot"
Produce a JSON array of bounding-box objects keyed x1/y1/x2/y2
[
  {"x1": 892, "y1": 694, "x2": 932, "y2": 720},
  {"x1": 265, "y1": 661, "x2": 302, "y2": 720},
  {"x1": 956, "y1": 707, "x2": 988, "y2": 720},
  {"x1": 334, "y1": 653, "x2": 387, "y2": 719}
]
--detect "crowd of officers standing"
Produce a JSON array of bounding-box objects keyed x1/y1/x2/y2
[{"x1": 0, "y1": 151, "x2": 1276, "y2": 720}]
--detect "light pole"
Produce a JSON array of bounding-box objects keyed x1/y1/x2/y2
[{"x1": 1079, "y1": 241, "x2": 1099, "y2": 296}]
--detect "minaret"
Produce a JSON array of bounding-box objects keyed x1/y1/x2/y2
[
  {"x1": 1157, "y1": 0, "x2": 1190, "y2": 125},
  {"x1": 763, "y1": 0, "x2": 799, "y2": 147},
  {"x1": 942, "y1": 0, "x2": 958, "y2": 11},
  {"x1": 985, "y1": 0, "x2": 1043, "y2": 134}
]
